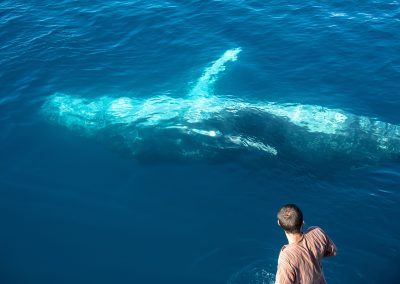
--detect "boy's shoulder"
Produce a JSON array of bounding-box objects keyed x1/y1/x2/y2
[{"x1": 306, "y1": 226, "x2": 326, "y2": 236}]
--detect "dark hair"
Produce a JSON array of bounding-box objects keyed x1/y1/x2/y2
[{"x1": 277, "y1": 204, "x2": 303, "y2": 234}]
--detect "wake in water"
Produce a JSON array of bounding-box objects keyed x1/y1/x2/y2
[
  {"x1": 41, "y1": 48, "x2": 400, "y2": 164},
  {"x1": 227, "y1": 259, "x2": 276, "y2": 284}
]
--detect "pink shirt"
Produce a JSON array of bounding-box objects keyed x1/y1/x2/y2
[{"x1": 275, "y1": 227, "x2": 337, "y2": 284}]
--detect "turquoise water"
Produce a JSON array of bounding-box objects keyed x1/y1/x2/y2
[{"x1": 1, "y1": 1, "x2": 399, "y2": 283}]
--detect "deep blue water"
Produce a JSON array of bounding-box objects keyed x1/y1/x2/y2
[{"x1": 1, "y1": 0, "x2": 400, "y2": 283}]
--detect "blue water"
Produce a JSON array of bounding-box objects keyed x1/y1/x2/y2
[{"x1": 1, "y1": 1, "x2": 400, "y2": 283}]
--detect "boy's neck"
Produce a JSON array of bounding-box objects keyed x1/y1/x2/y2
[{"x1": 285, "y1": 231, "x2": 303, "y2": 244}]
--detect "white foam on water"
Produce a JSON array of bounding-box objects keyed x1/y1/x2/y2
[
  {"x1": 189, "y1": 47, "x2": 241, "y2": 98},
  {"x1": 330, "y1": 12, "x2": 347, "y2": 17},
  {"x1": 227, "y1": 263, "x2": 276, "y2": 284}
]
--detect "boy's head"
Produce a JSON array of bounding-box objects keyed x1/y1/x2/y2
[{"x1": 277, "y1": 204, "x2": 304, "y2": 234}]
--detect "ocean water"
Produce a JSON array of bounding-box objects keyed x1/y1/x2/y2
[{"x1": 1, "y1": 0, "x2": 400, "y2": 283}]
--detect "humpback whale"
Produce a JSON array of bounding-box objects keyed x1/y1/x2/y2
[{"x1": 41, "y1": 48, "x2": 400, "y2": 164}]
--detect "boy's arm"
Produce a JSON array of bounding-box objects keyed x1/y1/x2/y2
[
  {"x1": 323, "y1": 232, "x2": 337, "y2": 257},
  {"x1": 309, "y1": 227, "x2": 337, "y2": 257}
]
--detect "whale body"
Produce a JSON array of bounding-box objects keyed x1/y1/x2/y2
[{"x1": 41, "y1": 48, "x2": 400, "y2": 164}]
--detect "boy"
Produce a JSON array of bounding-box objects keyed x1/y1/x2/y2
[{"x1": 276, "y1": 204, "x2": 337, "y2": 284}]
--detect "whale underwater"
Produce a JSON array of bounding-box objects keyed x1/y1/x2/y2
[{"x1": 41, "y1": 48, "x2": 400, "y2": 166}]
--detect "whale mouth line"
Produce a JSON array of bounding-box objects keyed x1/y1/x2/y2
[{"x1": 41, "y1": 48, "x2": 400, "y2": 161}]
